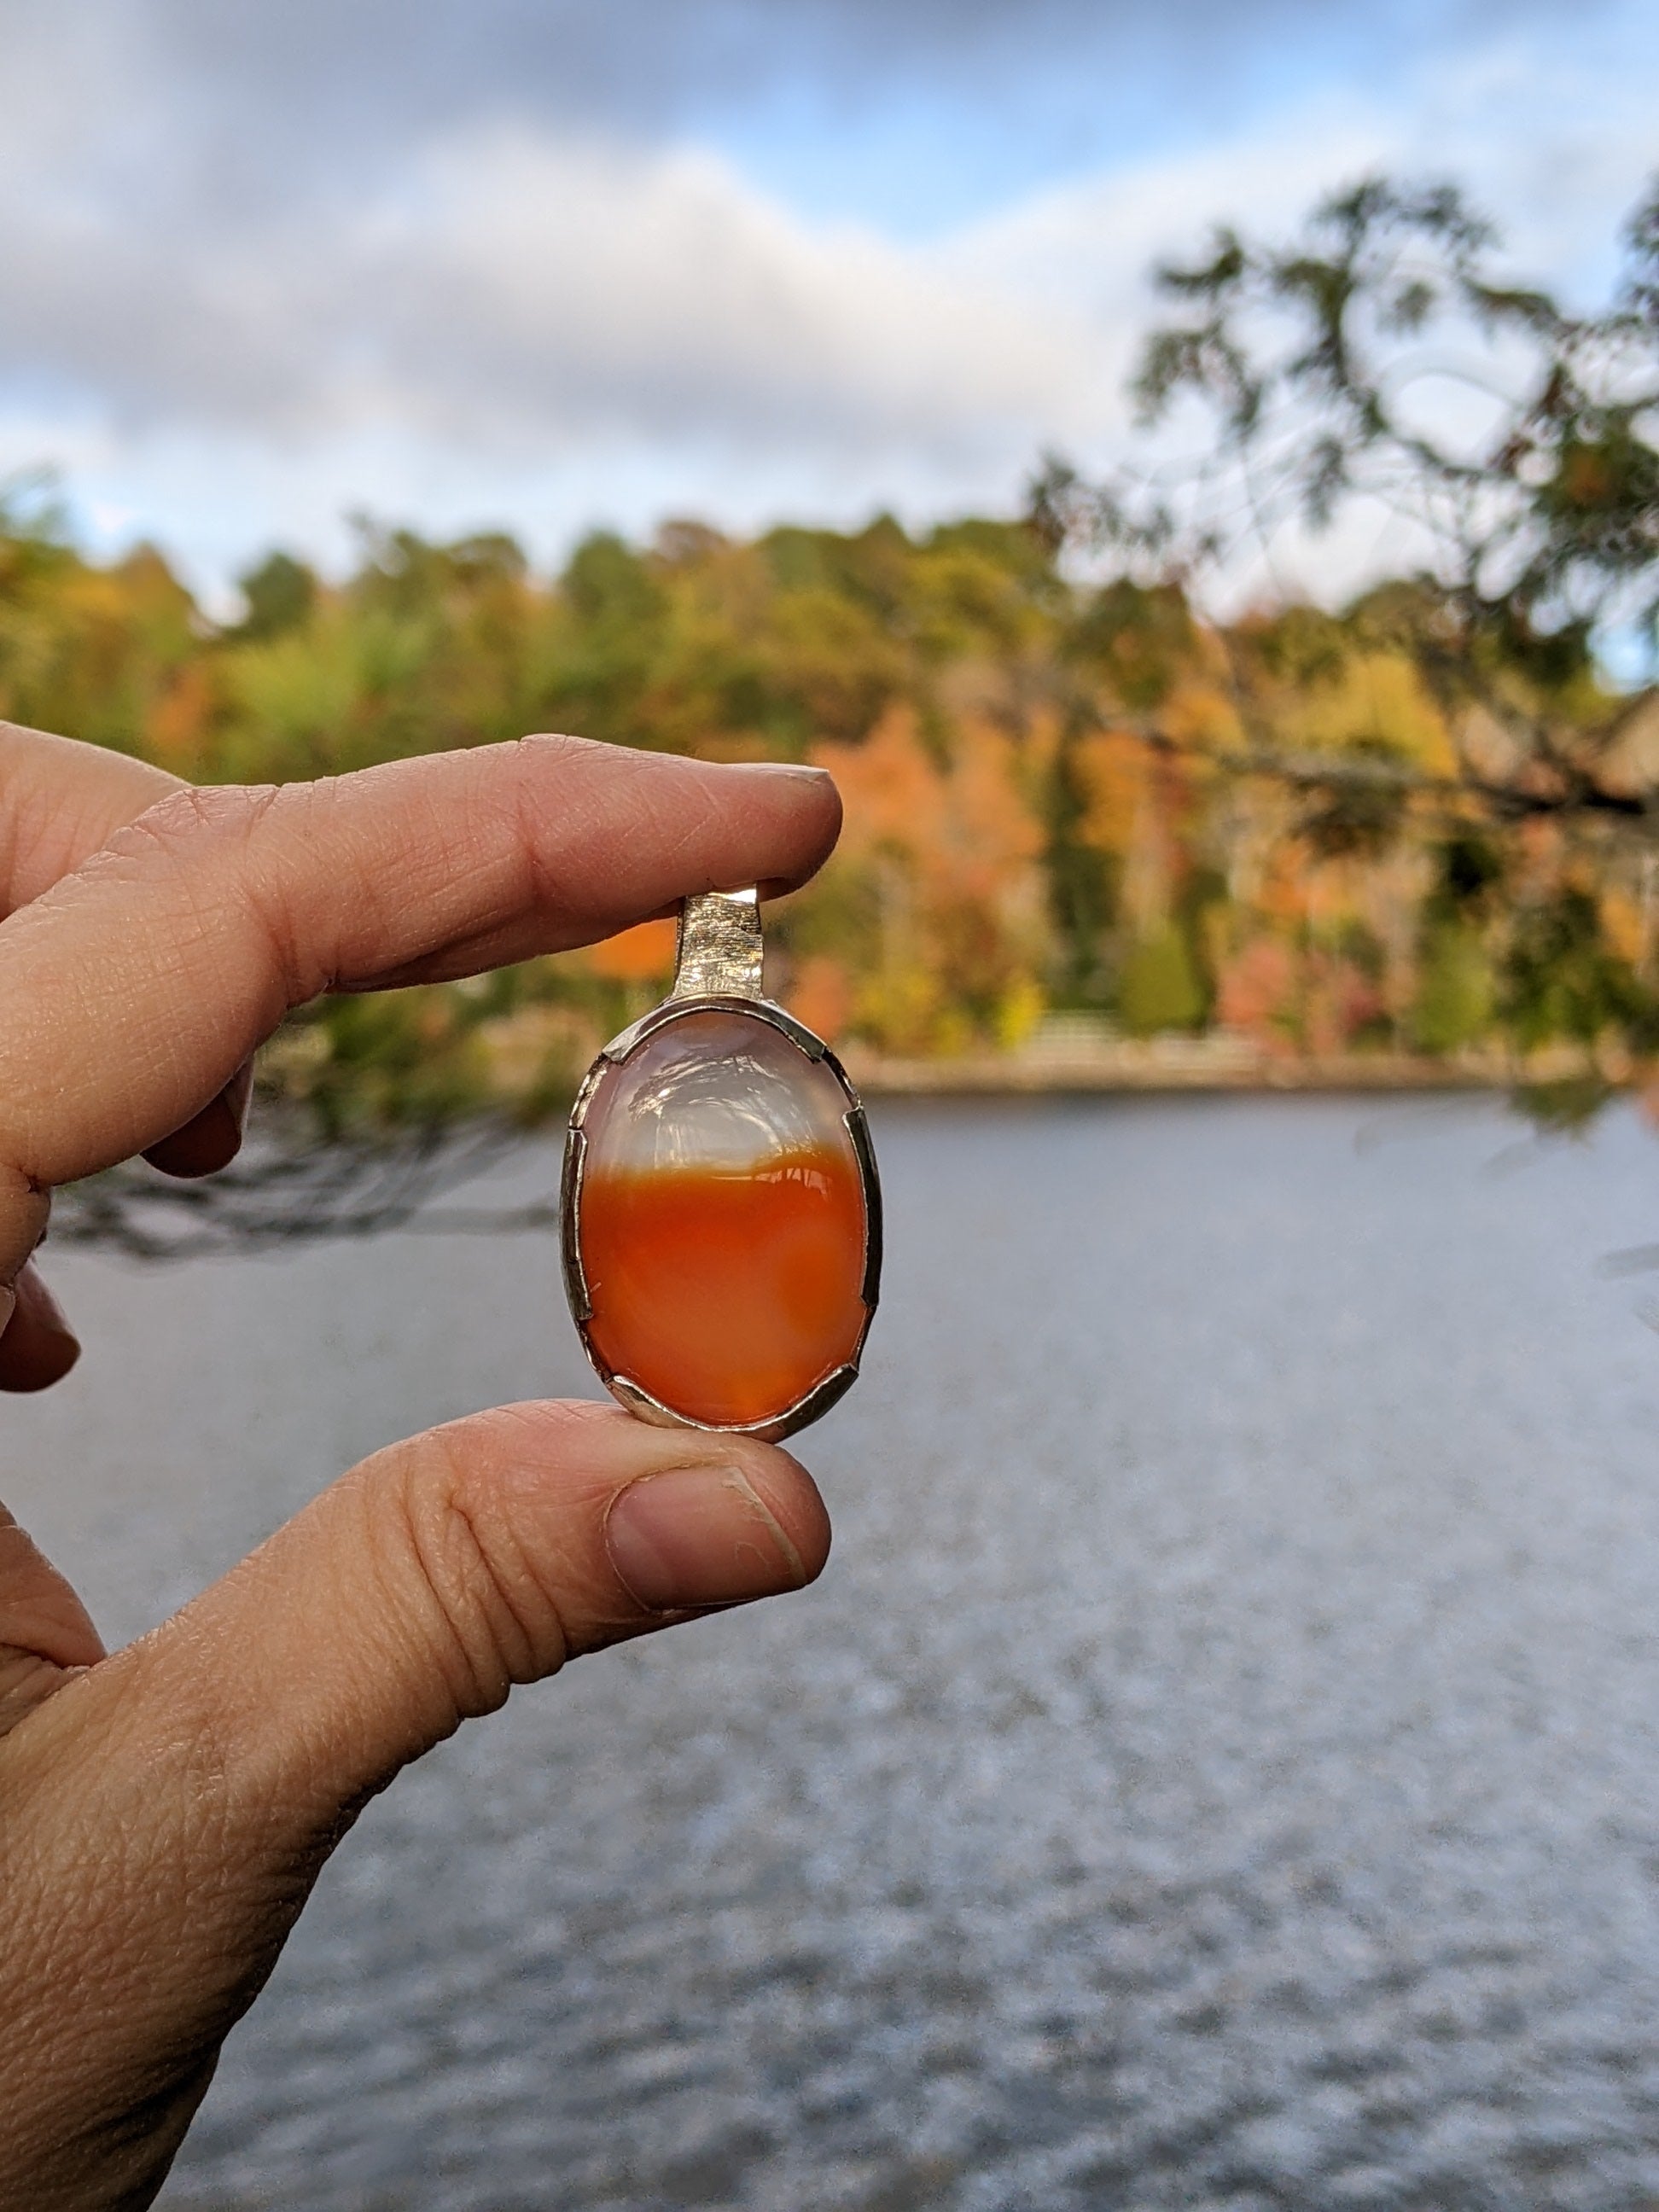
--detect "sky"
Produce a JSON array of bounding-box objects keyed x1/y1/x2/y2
[{"x1": 1, "y1": 0, "x2": 1655, "y2": 605}]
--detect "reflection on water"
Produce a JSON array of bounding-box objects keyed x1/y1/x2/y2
[{"x1": 12, "y1": 1097, "x2": 1659, "y2": 2212}]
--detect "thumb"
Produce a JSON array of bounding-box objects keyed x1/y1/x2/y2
[
  {"x1": 0, "y1": 1402, "x2": 829, "y2": 2212},
  {"x1": 110, "y1": 1400, "x2": 830, "y2": 1832}
]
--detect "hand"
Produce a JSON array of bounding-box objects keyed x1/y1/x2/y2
[{"x1": 0, "y1": 723, "x2": 841, "y2": 2212}]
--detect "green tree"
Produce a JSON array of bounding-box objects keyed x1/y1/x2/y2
[
  {"x1": 234, "y1": 551, "x2": 317, "y2": 641},
  {"x1": 1412, "y1": 922, "x2": 1493, "y2": 1052},
  {"x1": 1119, "y1": 923, "x2": 1206, "y2": 1035}
]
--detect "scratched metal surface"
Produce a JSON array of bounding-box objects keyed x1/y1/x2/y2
[{"x1": 11, "y1": 1097, "x2": 1659, "y2": 2212}]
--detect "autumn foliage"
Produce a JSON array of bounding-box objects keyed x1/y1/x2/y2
[{"x1": 3, "y1": 480, "x2": 1656, "y2": 1132}]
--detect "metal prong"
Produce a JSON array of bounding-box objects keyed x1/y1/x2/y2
[
  {"x1": 560, "y1": 1126, "x2": 592, "y2": 1322},
  {"x1": 604, "y1": 1360, "x2": 861, "y2": 1444},
  {"x1": 606, "y1": 1374, "x2": 690, "y2": 1430},
  {"x1": 845, "y1": 1104, "x2": 883, "y2": 1312}
]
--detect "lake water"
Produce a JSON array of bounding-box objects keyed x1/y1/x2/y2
[{"x1": 11, "y1": 1096, "x2": 1659, "y2": 2212}]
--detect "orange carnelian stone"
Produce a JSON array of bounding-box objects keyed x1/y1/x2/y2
[
  {"x1": 582, "y1": 1149, "x2": 867, "y2": 1427},
  {"x1": 577, "y1": 1010, "x2": 869, "y2": 1429}
]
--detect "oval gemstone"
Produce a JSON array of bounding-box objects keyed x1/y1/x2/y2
[{"x1": 574, "y1": 1009, "x2": 870, "y2": 1429}]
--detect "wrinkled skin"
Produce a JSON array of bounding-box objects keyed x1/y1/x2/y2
[{"x1": 0, "y1": 724, "x2": 841, "y2": 2211}]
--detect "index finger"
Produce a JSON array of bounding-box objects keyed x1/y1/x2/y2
[{"x1": 0, "y1": 735, "x2": 841, "y2": 1283}]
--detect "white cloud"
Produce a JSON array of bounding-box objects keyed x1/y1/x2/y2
[
  {"x1": 364, "y1": 130, "x2": 1093, "y2": 454},
  {"x1": 0, "y1": 118, "x2": 1098, "y2": 454},
  {"x1": 0, "y1": 0, "x2": 1651, "y2": 595}
]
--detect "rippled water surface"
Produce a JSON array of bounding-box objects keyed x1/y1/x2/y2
[{"x1": 14, "y1": 1097, "x2": 1659, "y2": 2211}]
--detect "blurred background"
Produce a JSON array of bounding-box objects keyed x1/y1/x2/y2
[{"x1": 7, "y1": 3, "x2": 1659, "y2": 2208}]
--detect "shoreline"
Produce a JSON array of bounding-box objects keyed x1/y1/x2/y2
[{"x1": 840, "y1": 1042, "x2": 1583, "y2": 1098}]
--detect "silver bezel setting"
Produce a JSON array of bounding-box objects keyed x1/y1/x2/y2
[{"x1": 561, "y1": 989, "x2": 882, "y2": 1445}]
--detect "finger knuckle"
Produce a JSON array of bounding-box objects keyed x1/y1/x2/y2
[
  {"x1": 381, "y1": 1422, "x2": 571, "y2": 1724},
  {"x1": 514, "y1": 731, "x2": 586, "y2": 764},
  {"x1": 123, "y1": 781, "x2": 285, "y2": 857},
  {"x1": 124, "y1": 782, "x2": 320, "y2": 996}
]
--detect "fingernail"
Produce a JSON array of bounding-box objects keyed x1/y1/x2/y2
[
  {"x1": 750, "y1": 763, "x2": 834, "y2": 784},
  {"x1": 606, "y1": 1464, "x2": 807, "y2": 1613},
  {"x1": 224, "y1": 1060, "x2": 254, "y2": 1138}
]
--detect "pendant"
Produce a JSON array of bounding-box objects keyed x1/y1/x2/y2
[{"x1": 562, "y1": 888, "x2": 882, "y2": 1442}]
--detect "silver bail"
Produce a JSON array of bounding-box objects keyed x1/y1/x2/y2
[{"x1": 672, "y1": 888, "x2": 763, "y2": 1000}]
